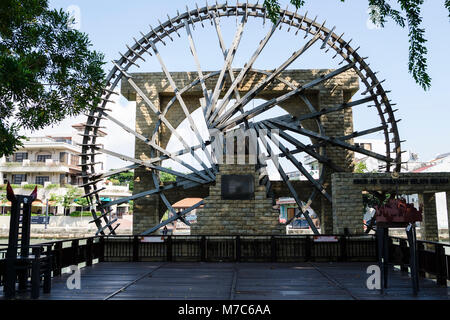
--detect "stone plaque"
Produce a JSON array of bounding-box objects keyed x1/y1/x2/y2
[{"x1": 221, "y1": 174, "x2": 254, "y2": 200}]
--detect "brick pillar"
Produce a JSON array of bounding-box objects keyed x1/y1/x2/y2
[
  {"x1": 319, "y1": 89, "x2": 355, "y2": 234},
  {"x1": 418, "y1": 193, "x2": 439, "y2": 241},
  {"x1": 331, "y1": 173, "x2": 364, "y2": 234},
  {"x1": 133, "y1": 90, "x2": 161, "y2": 235}
]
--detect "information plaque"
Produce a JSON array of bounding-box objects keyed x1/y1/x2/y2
[{"x1": 221, "y1": 174, "x2": 254, "y2": 200}]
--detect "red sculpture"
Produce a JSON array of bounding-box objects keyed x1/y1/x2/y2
[{"x1": 375, "y1": 198, "x2": 423, "y2": 223}]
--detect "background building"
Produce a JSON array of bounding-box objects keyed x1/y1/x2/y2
[{"x1": 0, "y1": 124, "x2": 106, "y2": 186}]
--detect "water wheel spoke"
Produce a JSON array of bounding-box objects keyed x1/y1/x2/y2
[
  {"x1": 149, "y1": 41, "x2": 217, "y2": 176},
  {"x1": 261, "y1": 119, "x2": 344, "y2": 172},
  {"x1": 97, "y1": 147, "x2": 209, "y2": 184},
  {"x1": 103, "y1": 178, "x2": 205, "y2": 208},
  {"x1": 294, "y1": 94, "x2": 380, "y2": 122},
  {"x1": 269, "y1": 117, "x2": 394, "y2": 163},
  {"x1": 103, "y1": 112, "x2": 211, "y2": 182},
  {"x1": 218, "y1": 61, "x2": 356, "y2": 130},
  {"x1": 257, "y1": 122, "x2": 332, "y2": 202},
  {"x1": 206, "y1": 14, "x2": 246, "y2": 121},
  {"x1": 112, "y1": 61, "x2": 215, "y2": 179},
  {"x1": 184, "y1": 19, "x2": 211, "y2": 116},
  {"x1": 209, "y1": 18, "x2": 282, "y2": 125},
  {"x1": 256, "y1": 125, "x2": 320, "y2": 234},
  {"x1": 210, "y1": 12, "x2": 249, "y2": 128},
  {"x1": 213, "y1": 31, "x2": 322, "y2": 127},
  {"x1": 140, "y1": 200, "x2": 204, "y2": 235}
]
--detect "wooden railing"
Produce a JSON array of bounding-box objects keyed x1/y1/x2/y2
[
  {"x1": 389, "y1": 237, "x2": 450, "y2": 286},
  {"x1": 1, "y1": 234, "x2": 448, "y2": 288}
]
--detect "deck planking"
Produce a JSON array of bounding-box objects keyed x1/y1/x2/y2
[{"x1": 1, "y1": 262, "x2": 449, "y2": 300}]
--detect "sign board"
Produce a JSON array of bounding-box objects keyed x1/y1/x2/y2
[
  {"x1": 139, "y1": 237, "x2": 164, "y2": 243},
  {"x1": 31, "y1": 216, "x2": 50, "y2": 224},
  {"x1": 313, "y1": 235, "x2": 338, "y2": 243},
  {"x1": 221, "y1": 174, "x2": 254, "y2": 200}
]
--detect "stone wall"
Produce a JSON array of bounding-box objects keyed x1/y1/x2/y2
[
  {"x1": 121, "y1": 69, "x2": 359, "y2": 235},
  {"x1": 331, "y1": 172, "x2": 450, "y2": 239},
  {"x1": 191, "y1": 162, "x2": 285, "y2": 235}
]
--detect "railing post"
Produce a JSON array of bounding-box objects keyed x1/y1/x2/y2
[
  {"x1": 166, "y1": 235, "x2": 173, "y2": 262},
  {"x1": 270, "y1": 236, "x2": 277, "y2": 262},
  {"x1": 99, "y1": 237, "x2": 105, "y2": 263},
  {"x1": 236, "y1": 236, "x2": 241, "y2": 262},
  {"x1": 31, "y1": 247, "x2": 41, "y2": 299},
  {"x1": 305, "y1": 236, "x2": 312, "y2": 262},
  {"x1": 339, "y1": 235, "x2": 348, "y2": 262},
  {"x1": 200, "y1": 236, "x2": 206, "y2": 262},
  {"x1": 132, "y1": 236, "x2": 140, "y2": 262},
  {"x1": 417, "y1": 242, "x2": 425, "y2": 278},
  {"x1": 54, "y1": 242, "x2": 63, "y2": 276},
  {"x1": 435, "y1": 244, "x2": 447, "y2": 287},
  {"x1": 71, "y1": 240, "x2": 79, "y2": 266},
  {"x1": 399, "y1": 239, "x2": 408, "y2": 272},
  {"x1": 86, "y1": 238, "x2": 93, "y2": 267}
]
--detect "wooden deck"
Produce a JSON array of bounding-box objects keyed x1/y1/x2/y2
[{"x1": 1, "y1": 262, "x2": 449, "y2": 300}]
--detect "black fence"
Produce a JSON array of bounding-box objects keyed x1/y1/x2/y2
[
  {"x1": 0, "y1": 237, "x2": 104, "y2": 286},
  {"x1": 1, "y1": 234, "x2": 449, "y2": 288},
  {"x1": 389, "y1": 236, "x2": 450, "y2": 286},
  {"x1": 102, "y1": 235, "x2": 377, "y2": 263}
]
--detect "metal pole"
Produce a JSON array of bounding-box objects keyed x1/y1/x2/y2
[{"x1": 45, "y1": 199, "x2": 49, "y2": 230}]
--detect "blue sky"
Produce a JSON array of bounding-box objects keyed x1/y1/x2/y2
[{"x1": 40, "y1": 0, "x2": 450, "y2": 170}]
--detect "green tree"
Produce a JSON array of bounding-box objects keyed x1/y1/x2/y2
[
  {"x1": 354, "y1": 161, "x2": 369, "y2": 173},
  {"x1": 0, "y1": 0, "x2": 105, "y2": 157},
  {"x1": 263, "y1": 0, "x2": 450, "y2": 90},
  {"x1": 108, "y1": 171, "x2": 134, "y2": 191},
  {"x1": 160, "y1": 169, "x2": 176, "y2": 183},
  {"x1": 61, "y1": 186, "x2": 82, "y2": 215}
]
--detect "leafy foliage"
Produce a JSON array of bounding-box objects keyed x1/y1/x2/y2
[
  {"x1": 0, "y1": 0, "x2": 105, "y2": 157},
  {"x1": 22, "y1": 183, "x2": 42, "y2": 189},
  {"x1": 263, "y1": 0, "x2": 450, "y2": 90},
  {"x1": 70, "y1": 210, "x2": 97, "y2": 217},
  {"x1": 60, "y1": 185, "x2": 82, "y2": 208},
  {"x1": 354, "y1": 161, "x2": 369, "y2": 173},
  {"x1": 160, "y1": 169, "x2": 176, "y2": 183},
  {"x1": 108, "y1": 171, "x2": 134, "y2": 191}
]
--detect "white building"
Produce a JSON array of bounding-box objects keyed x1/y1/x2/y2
[
  {"x1": 0, "y1": 124, "x2": 106, "y2": 186},
  {"x1": 410, "y1": 152, "x2": 450, "y2": 229},
  {"x1": 353, "y1": 138, "x2": 422, "y2": 173}
]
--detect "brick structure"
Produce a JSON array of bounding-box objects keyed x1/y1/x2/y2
[
  {"x1": 191, "y1": 160, "x2": 285, "y2": 235},
  {"x1": 331, "y1": 172, "x2": 450, "y2": 240},
  {"x1": 121, "y1": 69, "x2": 359, "y2": 235}
]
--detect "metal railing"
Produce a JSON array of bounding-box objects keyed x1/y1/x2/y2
[
  {"x1": 94, "y1": 234, "x2": 378, "y2": 263},
  {"x1": 389, "y1": 236, "x2": 450, "y2": 286},
  {"x1": 1, "y1": 234, "x2": 448, "y2": 288}
]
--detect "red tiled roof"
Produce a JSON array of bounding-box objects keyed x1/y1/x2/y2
[
  {"x1": 412, "y1": 164, "x2": 435, "y2": 173},
  {"x1": 172, "y1": 198, "x2": 203, "y2": 209}
]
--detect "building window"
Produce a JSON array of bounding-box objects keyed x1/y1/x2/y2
[
  {"x1": 60, "y1": 174, "x2": 67, "y2": 185},
  {"x1": 70, "y1": 154, "x2": 80, "y2": 166},
  {"x1": 35, "y1": 176, "x2": 50, "y2": 185},
  {"x1": 12, "y1": 174, "x2": 27, "y2": 184},
  {"x1": 37, "y1": 154, "x2": 52, "y2": 162},
  {"x1": 14, "y1": 152, "x2": 28, "y2": 162},
  {"x1": 60, "y1": 152, "x2": 67, "y2": 163}
]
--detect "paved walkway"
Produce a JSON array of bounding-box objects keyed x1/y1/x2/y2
[{"x1": 2, "y1": 262, "x2": 449, "y2": 300}]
